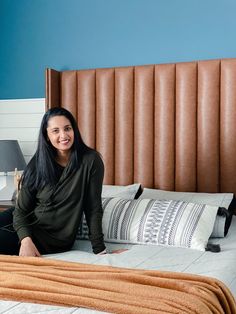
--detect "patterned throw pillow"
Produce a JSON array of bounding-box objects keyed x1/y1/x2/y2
[
  {"x1": 77, "y1": 198, "x2": 219, "y2": 251},
  {"x1": 139, "y1": 188, "x2": 234, "y2": 238}
]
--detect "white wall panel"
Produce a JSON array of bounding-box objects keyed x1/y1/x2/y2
[
  {"x1": 0, "y1": 99, "x2": 45, "y2": 113},
  {"x1": 0, "y1": 113, "x2": 43, "y2": 128},
  {"x1": 0, "y1": 128, "x2": 40, "y2": 141},
  {"x1": 0, "y1": 99, "x2": 45, "y2": 167}
]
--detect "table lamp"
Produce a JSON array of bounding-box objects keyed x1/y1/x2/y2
[{"x1": 0, "y1": 140, "x2": 26, "y2": 200}]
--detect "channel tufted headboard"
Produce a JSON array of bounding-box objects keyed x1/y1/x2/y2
[{"x1": 45, "y1": 58, "x2": 236, "y2": 196}]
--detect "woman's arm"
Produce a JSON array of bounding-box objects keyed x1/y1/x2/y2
[
  {"x1": 13, "y1": 187, "x2": 42, "y2": 256},
  {"x1": 84, "y1": 153, "x2": 106, "y2": 254},
  {"x1": 13, "y1": 185, "x2": 42, "y2": 256},
  {"x1": 13, "y1": 186, "x2": 37, "y2": 241}
]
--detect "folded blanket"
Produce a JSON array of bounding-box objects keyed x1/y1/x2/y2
[{"x1": 0, "y1": 255, "x2": 235, "y2": 314}]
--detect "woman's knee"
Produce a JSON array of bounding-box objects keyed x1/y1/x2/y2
[
  {"x1": 0, "y1": 229, "x2": 19, "y2": 255},
  {"x1": 0, "y1": 207, "x2": 14, "y2": 227}
]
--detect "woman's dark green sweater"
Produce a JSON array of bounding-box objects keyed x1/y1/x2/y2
[{"x1": 13, "y1": 151, "x2": 106, "y2": 254}]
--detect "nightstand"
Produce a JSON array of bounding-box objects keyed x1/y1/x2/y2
[{"x1": 0, "y1": 200, "x2": 15, "y2": 212}]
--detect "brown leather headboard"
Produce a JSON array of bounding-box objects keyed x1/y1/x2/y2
[{"x1": 45, "y1": 58, "x2": 236, "y2": 196}]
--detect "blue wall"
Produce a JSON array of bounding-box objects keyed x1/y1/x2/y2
[{"x1": 1, "y1": 0, "x2": 236, "y2": 99}]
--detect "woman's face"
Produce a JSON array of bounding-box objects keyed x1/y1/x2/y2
[{"x1": 46, "y1": 115, "x2": 74, "y2": 154}]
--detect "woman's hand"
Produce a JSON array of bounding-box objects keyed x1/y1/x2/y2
[
  {"x1": 98, "y1": 248, "x2": 128, "y2": 255},
  {"x1": 19, "y1": 236, "x2": 41, "y2": 257},
  {"x1": 110, "y1": 249, "x2": 128, "y2": 254}
]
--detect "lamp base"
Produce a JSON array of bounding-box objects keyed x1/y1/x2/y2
[{"x1": 0, "y1": 175, "x2": 15, "y2": 201}]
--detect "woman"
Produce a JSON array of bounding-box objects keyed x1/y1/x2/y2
[{"x1": 0, "y1": 107, "x2": 106, "y2": 256}]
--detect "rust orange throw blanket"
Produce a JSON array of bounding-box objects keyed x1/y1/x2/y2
[{"x1": 0, "y1": 255, "x2": 235, "y2": 314}]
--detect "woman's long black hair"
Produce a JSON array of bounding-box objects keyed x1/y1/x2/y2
[{"x1": 21, "y1": 107, "x2": 93, "y2": 191}]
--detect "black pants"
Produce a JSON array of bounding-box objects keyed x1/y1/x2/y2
[{"x1": 0, "y1": 207, "x2": 20, "y2": 255}]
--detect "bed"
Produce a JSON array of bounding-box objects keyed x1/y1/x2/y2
[{"x1": 0, "y1": 58, "x2": 236, "y2": 313}]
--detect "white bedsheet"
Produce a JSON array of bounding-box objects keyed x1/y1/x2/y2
[{"x1": 1, "y1": 216, "x2": 236, "y2": 314}]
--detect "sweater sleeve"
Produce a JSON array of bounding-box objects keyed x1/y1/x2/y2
[
  {"x1": 84, "y1": 153, "x2": 106, "y2": 254},
  {"x1": 13, "y1": 186, "x2": 37, "y2": 241}
]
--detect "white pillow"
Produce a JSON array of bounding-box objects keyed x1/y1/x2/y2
[
  {"x1": 139, "y1": 189, "x2": 234, "y2": 238},
  {"x1": 78, "y1": 197, "x2": 219, "y2": 251},
  {"x1": 139, "y1": 189, "x2": 233, "y2": 207},
  {"x1": 102, "y1": 183, "x2": 141, "y2": 199}
]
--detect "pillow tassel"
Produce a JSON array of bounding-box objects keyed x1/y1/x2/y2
[{"x1": 205, "y1": 243, "x2": 221, "y2": 253}]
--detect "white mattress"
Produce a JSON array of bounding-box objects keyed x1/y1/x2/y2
[{"x1": 1, "y1": 216, "x2": 236, "y2": 314}]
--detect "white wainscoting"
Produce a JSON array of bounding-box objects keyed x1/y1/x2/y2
[{"x1": 0, "y1": 98, "x2": 46, "y2": 166}]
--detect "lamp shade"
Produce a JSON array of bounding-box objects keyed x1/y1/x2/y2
[{"x1": 0, "y1": 140, "x2": 26, "y2": 172}]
